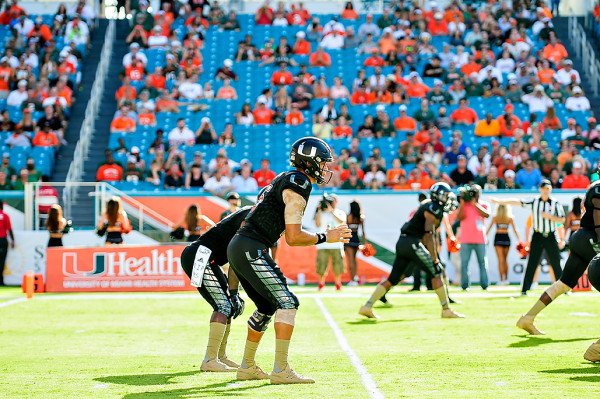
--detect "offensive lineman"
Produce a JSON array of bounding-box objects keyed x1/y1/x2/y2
[
  {"x1": 179, "y1": 207, "x2": 251, "y2": 371},
  {"x1": 493, "y1": 180, "x2": 600, "y2": 335},
  {"x1": 227, "y1": 137, "x2": 351, "y2": 384},
  {"x1": 359, "y1": 182, "x2": 465, "y2": 319}
]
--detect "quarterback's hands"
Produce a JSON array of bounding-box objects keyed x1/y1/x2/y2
[
  {"x1": 326, "y1": 224, "x2": 352, "y2": 244},
  {"x1": 229, "y1": 290, "x2": 245, "y2": 319}
]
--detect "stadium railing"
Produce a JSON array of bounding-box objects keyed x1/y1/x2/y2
[{"x1": 569, "y1": 15, "x2": 600, "y2": 96}]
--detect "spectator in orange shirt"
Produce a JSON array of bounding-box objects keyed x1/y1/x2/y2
[
  {"x1": 537, "y1": 59, "x2": 555, "y2": 84},
  {"x1": 460, "y1": 55, "x2": 481, "y2": 76},
  {"x1": 110, "y1": 115, "x2": 136, "y2": 133},
  {"x1": 150, "y1": 66, "x2": 166, "y2": 89},
  {"x1": 115, "y1": 77, "x2": 137, "y2": 106},
  {"x1": 385, "y1": 158, "x2": 407, "y2": 189},
  {"x1": 255, "y1": 1, "x2": 274, "y2": 25},
  {"x1": 394, "y1": 104, "x2": 417, "y2": 131},
  {"x1": 497, "y1": 104, "x2": 521, "y2": 137},
  {"x1": 122, "y1": 57, "x2": 146, "y2": 81},
  {"x1": 216, "y1": 78, "x2": 238, "y2": 100},
  {"x1": 406, "y1": 72, "x2": 430, "y2": 98},
  {"x1": 428, "y1": 12, "x2": 448, "y2": 36},
  {"x1": 271, "y1": 61, "x2": 293, "y2": 85},
  {"x1": 0, "y1": 58, "x2": 11, "y2": 99},
  {"x1": 340, "y1": 157, "x2": 365, "y2": 181},
  {"x1": 378, "y1": 28, "x2": 396, "y2": 55},
  {"x1": 96, "y1": 153, "x2": 123, "y2": 182},
  {"x1": 309, "y1": 46, "x2": 331, "y2": 67},
  {"x1": 285, "y1": 103, "x2": 305, "y2": 125},
  {"x1": 293, "y1": 31, "x2": 311, "y2": 54},
  {"x1": 414, "y1": 122, "x2": 441, "y2": 145},
  {"x1": 406, "y1": 167, "x2": 435, "y2": 190},
  {"x1": 252, "y1": 101, "x2": 274, "y2": 125},
  {"x1": 32, "y1": 122, "x2": 60, "y2": 148},
  {"x1": 562, "y1": 161, "x2": 590, "y2": 189},
  {"x1": 363, "y1": 48, "x2": 384, "y2": 67},
  {"x1": 253, "y1": 159, "x2": 276, "y2": 188},
  {"x1": 350, "y1": 84, "x2": 375, "y2": 105},
  {"x1": 543, "y1": 36, "x2": 568, "y2": 64},
  {"x1": 333, "y1": 116, "x2": 353, "y2": 138},
  {"x1": 340, "y1": 2, "x2": 359, "y2": 20},
  {"x1": 475, "y1": 113, "x2": 501, "y2": 136},
  {"x1": 137, "y1": 108, "x2": 157, "y2": 126},
  {"x1": 543, "y1": 106, "x2": 562, "y2": 130},
  {"x1": 450, "y1": 98, "x2": 478, "y2": 125}
]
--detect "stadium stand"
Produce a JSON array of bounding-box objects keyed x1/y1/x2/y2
[
  {"x1": 0, "y1": 1, "x2": 97, "y2": 189},
  {"x1": 93, "y1": 1, "x2": 595, "y2": 193}
]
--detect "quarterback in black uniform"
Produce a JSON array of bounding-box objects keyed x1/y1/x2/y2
[
  {"x1": 507, "y1": 180, "x2": 600, "y2": 335},
  {"x1": 227, "y1": 137, "x2": 351, "y2": 384},
  {"x1": 359, "y1": 182, "x2": 465, "y2": 319},
  {"x1": 179, "y1": 207, "x2": 251, "y2": 372}
]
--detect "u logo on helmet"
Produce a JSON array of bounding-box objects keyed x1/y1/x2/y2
[{"x1": 298, "y1": 142, "x2": 317, "y2": 157}]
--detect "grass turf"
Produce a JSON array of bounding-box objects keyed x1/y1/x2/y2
[{"x1": 0, "y1": 286, "x2": 599, "y2": 398}]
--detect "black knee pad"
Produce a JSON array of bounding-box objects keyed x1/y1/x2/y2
[{"x1": 248, "y1": 310, "x2": 273, "y2": 332}]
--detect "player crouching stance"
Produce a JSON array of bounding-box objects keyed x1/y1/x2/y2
[
  {"x1": 359, "y1": 182, "x2": 464, "y2": 319},
  {"x1": 228, "y1": 138, "x2": 351, "y2": 384},
  {"x1": 584, "y1": 254, "x2": 600, "y2": 362},
  {"x1": 180, "y1": 207, "x2": 251, "y2": 372}
]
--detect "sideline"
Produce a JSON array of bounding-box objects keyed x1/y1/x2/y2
[
  {"x1": 0, "y1": 298, "x2": 26, "y2": 308},
  {"x1": 314, "y1": 296, "x2": 385, "y2": 399}
]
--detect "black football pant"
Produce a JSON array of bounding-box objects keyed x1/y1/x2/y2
[
  {"x1": 181, "y1": 239, "x2": 233, "y2": 318},
  {"x1": 388, "y1": 235, "x2": 443, "y2": 286},
  {"x1": 522, "y1": 232, "x2": 563, "y2": 293},
  {"x1": 560, "y1": 228, "x2": 599, "y2": 288},
  {"x1": 227, "y1": 234, "x2": 299, "y2": 316},
  {"x1": 0, "y1": 238, "x2": 7, "y2": 285}
]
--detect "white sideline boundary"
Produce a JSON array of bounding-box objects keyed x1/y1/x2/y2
[
  {"x1": 0, "y1": 298, "x2": 26, "y2": 308},
  {"x1": 314, "y1": 297, "x2": 385, "y2": 399}
]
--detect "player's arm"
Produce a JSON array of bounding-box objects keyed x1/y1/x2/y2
[
  {"x1": 200, "y1": 215, "x2": 215, "y2": 227},
  {"x1": 283, "y1": 189, "x2": 350, "y2": 246},
  {"x1": 423, "y1": 210, "x2": 441, "y2": 260},
  {"x1": 442, "y1": 213, "x2": 456, "y2": 240},
  {"x1": 472, "y1": 199, "x2": 491, "y2": 218},
  {"x1": 593, "y1": 198, "x2": 600, "y2": 241}
]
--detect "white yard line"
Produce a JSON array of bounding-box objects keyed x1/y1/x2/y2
[
  {"x1": 314, "y1": 296, "x2": 385, "y2": 399},
  {"x1": 0, "y1": 297, "x2": 26, "y2": 308}
]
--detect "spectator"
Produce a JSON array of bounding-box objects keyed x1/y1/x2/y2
[
  {"x1": 96, "y1": 152, "x2": 123, "y2": 182},
  {"x1": 271, "y1": 61, "x2": 293, "y2": 85},
  {"x1": 554, "y1": 59, "x2": 580, "y2": 85},
  {"x1": 515, "y1": 159, "x2": 543, "y2": 188},
  {"x1": 406, "y1": 72, "x2": 430, "y2": 98},
  {"x1": 451, "y1": 98, "x2": 478, "y2": 125},
  {"x1": 0, "y1": 170, "x2": 12, "y2": 190},
  {"x1": 164, "y1": 163, "x2": 184, "y2": 189},
  {"x1": 13, "y1": 168, "x2": 29, "y2": 190},
  {"x1": 428, "y1": 12, "x2": 448, "y2": 36},
  {"x1": 561, "y1": 118, "x2": 576, "y2": 139},
  {"x1": 343, "y1": 26, "x2": 360, "y2": 48},
  {"x1": 215, "y1": 78, "x2": 238, "y2": 100},
  {"x1": 385, "y1": 158, "x2": 405, "y2": 189},
  {"x1": 293, "y1": 31, "x2": 311, "y2": 54},
  {"x1": 444, "y1": 139, "x2": 467, "y2": 165},
  {"x1": 312, "y1": 113, "x2": 333, "y2": 139},
  {"x1": 565, "y1": 86, "x2": 591, "y2": 111},
  {"x1": 204, "y1": 168, "x2": 234, "y2": 197},
  {"x1": 231, "y1": 165, "x2": 258, "y2": 192},
  {"x1": 235, "y1": 103, "x2": 255, "y2": 126},
  {"x1": 147, "y1": 25, "x2": 169, "y2": 48},
  {"x1": 363, "y1": 48, "x2": 384, "y2": 67},
  {"x1": 110, "y1": 113, "x2": 136, "y2": 133},
  {"x1": 285, "y1": 103, "x2": 304, "y2": 125},
  {"x1": 330, "y1": 77, "x2": 350, "y2": 99},
  {"x1": 178, "y1": 74, "x2": 204, "y2": 100},
  {"x1": 341, "y1": 157, "x2": 364, "y2": 181},
  {"x1": 184, "y1": 162, "x2": 205, "y2": 189},
  {"x1": 357, "y1": 32, "x2": 378, "y2": 55},
  {"x1": 333, "y1": 116, "x2": 352, "y2": 138},
  {"x1": 358, "y1": 13, "x2": 380, "y2": 38},
  {"x1": 423, "y1": 56, "x2": 444, "y2": 78},
  {"x1": 32, "y1": 122, "x2": 60, "y2": 148},
  {"x1": 218, "y1": 123, "x2": 236, "y2": 146},
  {"x1": 475, "y1": 113, "x2": 501, "y2": 137},
  {"x1": 252, "y1": 100, "x2": 274, "y2": 125},
  {"x1": 341, "y1": 170, "x2": 365, "y2": 189},
  {"x1": 168, "y1": 118, "x2": 195, "y2": 147},
  {"x1": 309, "y1": 46, "x2": 331, "y2": 67},
  {"x1": 195, "y1": 117, "x2": 217, "y2": 144},
  {"x1": 137, "y1": 107, "x2": 157, "y2": 126},
  {"x1": 340, "y1": 2, "x2": 359, "y2": 20},
  {"x1": 123, "y1": 156, "x2": 143, "y2": 182},
  {"x1": 6, "y1": 80, "x2": 28, "y2": 106},
  {"x1": 457, "y1": 184, "x2": 491, "y2": 290},
  {"x1": 250, "y1": 159, "x2": 274, "y2": 188},
  {"x1": 405, "y1": 166, "x2": 435, "y2": 190},
  {"x1": 306, "y1": 17, "x2": 324, "y2": 42},
  {"x1": 115, "y1": 77, "x2": 137, "y2": 106},
  {"x1": 215, "y1": 59, "x2": 238, "y2": 81},
  {"x1": 394, "y1": 104, "x2": 417, "y2": 131},
  {"x1": 221, "y1": 10, "x2": 241, "y2": 30},
  {"x1": 497, "y1": 104, "x2": 521, "y2": 137},
  {"x1": 543, "y1": 35, "x2": 568, "y2": 64},
  {"x1": 363, "y1": 163, "x2": 385, "y2": 189},
  {"x1": 562, "y1": 161, "x2": 590, "y2": 189},
  {"x1": 255, "y1": 1, "x2": 274, "y2": 25},
  {"x1": 521, "y1": 85, "x2": 554, "y2": 113},
  {"x1": 64, "y1": 14, "x2": 89, "y2": 46},
  {"x1": 503, "y1": 169, "x2": 520, "y2": 189},
  {"x1": 543, "y1": 106, "x2": 562, "y2": 130},
  {"x1": 5, "y1": 126, "x2": 31, "y2": 148},
  {"x1": 450, "y1": 155, "x2": 474, "y2": 187},
  {"x1": 350, "y1": 84, "x2": 374, "y2": 105}
]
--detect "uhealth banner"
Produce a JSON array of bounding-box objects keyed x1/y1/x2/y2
[{"x1": 45, "y1": 245, "x2": 194, "y2": 292}]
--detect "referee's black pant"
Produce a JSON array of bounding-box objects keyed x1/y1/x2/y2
[
  {"x1": 522, "y1": 231, "x2": 563, "y2": 293},
  {"x1": 0, "y1": 237, "x2": 8, "y2": 285}
]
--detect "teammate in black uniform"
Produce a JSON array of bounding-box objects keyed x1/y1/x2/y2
[
  {"x1": 179, "y1": 206, "x2": 250, "y2": 372},
  {"x1": 359, "y1": 182, "x2": 465, "y2": 319},
  {"x1": 227, "y1": 137, "x2": 351, "y2": 384},
  {"x1": 510, "y1": 180, "x2": 600, "y2": 335}
]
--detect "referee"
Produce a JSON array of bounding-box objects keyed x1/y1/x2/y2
[
  {"x1": 492, "y1": 179, "x2": 565, "y2": 295},
  {"x1": 0, "y1": 200, "x2": 15, "y2": 286}
]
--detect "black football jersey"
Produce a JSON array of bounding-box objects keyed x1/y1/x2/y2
[
  {"x1": 580, "y1": 180, "x2": 600, "y2": 230},
  {"x1": 199, "y1": 206, "x2": 251, "y2": 266},
  {"x1": 400, "y1": 199, "x2": 444, "y2": 238},
  {"x1": 238, "y1": 170, "x2": 312, "y2": 246}
]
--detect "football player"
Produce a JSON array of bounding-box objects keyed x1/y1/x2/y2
[
  {"x1": 227, "y1": 137, "x2": 351, "y2": 384},
  {"x1": 583, "y1": 254, "x2": 600, "y2": 361},
  {"x1": 179, "y1": 206, "x2": 251, "y2": 372},
  {"x1": 507, "y1": 180, "x2": 600, "y2": 335},
  {"x1": 359, "y1": 182, "x2": 465, "y2": 319}
]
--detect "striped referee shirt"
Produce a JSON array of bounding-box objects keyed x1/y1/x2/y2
[{"x1": 521, "y1": 197, "x2": 565, "y2": 234}]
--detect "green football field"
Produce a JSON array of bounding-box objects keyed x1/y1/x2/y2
[{"x1": 1, "y1": 285, "x2": 599, "y2": 398}]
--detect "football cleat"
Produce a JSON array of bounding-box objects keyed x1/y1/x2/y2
[
  {"x1": 270, "y1": 365, "x2": 315, "y2": 384},
  {"x1": 584, "y1": 341, "x2": 600, "y2": 362},
  {"x1": 442, "y1": 308, "x2": 465, "y2": 318},
  {"x1": 359, "y1": 305, "x2": 379, "y2": 319},
  {"x1": 200, "y1": 359, "x2": 236, "y2": 372},
  {"x1": 516, "y1": 315, "x2": 545, "y2": 335},
  {"x1": 236, "y1": 364, "x2": 270, "y2": 380},
  {"x1": 219, "y1": 357, "x2": 240, "y2": 368}
]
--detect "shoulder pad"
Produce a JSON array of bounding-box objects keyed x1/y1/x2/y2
[
  {"x1": 589, "y1": 181, "x2": 600, "y2": 197},
  {"x1": 426, "y1": 201, "x2": 443, "y2": 218},
  {"x1": 282, "y1": 171, "x2": 312, "y2": 197}
]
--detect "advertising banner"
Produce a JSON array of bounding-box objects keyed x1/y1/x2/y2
[{"x1": 45, "y1": 245, "x2": 193, "y2": 292}]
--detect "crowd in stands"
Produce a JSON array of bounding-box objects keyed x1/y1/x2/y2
[
  {"x1": 0, "y1": 0, "x2": 94, "y2": 190},
  {"x1": 101, "y1": 0, "x2": 598, "y2": 194}
]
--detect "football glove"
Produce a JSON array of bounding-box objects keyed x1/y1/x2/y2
[{"x1": 229, "y1": 289, "x2": 245, "y2": 319}]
